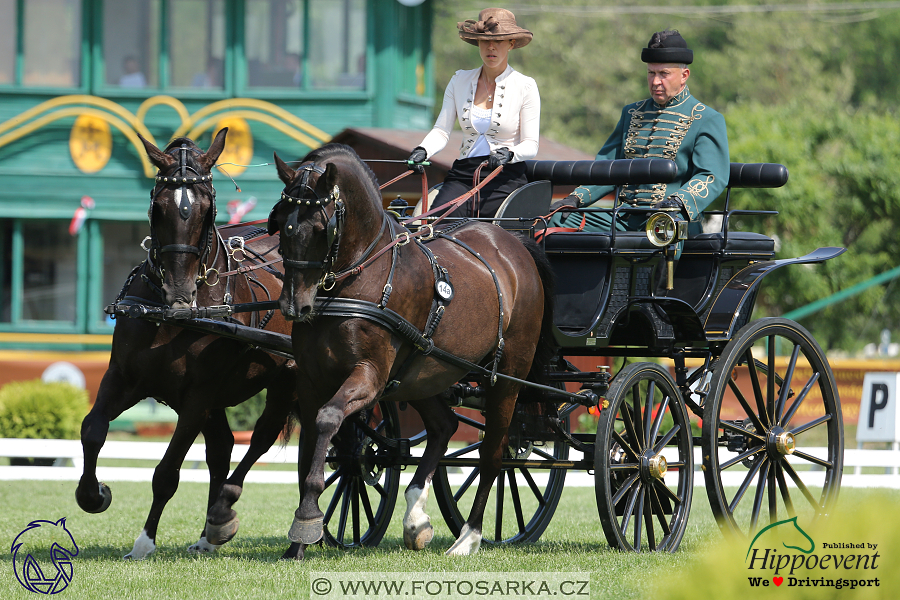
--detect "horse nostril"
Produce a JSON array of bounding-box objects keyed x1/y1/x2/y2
[{"x1": 299, "y1": 305, "x2": 312, "y2": 316}]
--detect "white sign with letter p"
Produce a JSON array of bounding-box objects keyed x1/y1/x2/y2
[{"x1": 857, "y1": 372, "x2": 900, "y2": 443}]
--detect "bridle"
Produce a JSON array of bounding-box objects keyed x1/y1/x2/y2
[
  {"x1": 269, "y1": 163, "x2": 345, "y2": 290},
  {"x1": 144, "y1": 143, "x2": 218, "y2": 285}
]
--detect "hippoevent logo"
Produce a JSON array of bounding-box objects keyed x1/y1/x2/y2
[
  {"x1": 11, "y1": 518, "x2": 79, "y2": 594},
  {"x1": 745, "y1": 517, "x2": 880, "y2": 590}
]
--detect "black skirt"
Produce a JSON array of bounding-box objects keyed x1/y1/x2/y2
[{"x1": 429, "y1": 156, "x2": 527, "y2": 218}]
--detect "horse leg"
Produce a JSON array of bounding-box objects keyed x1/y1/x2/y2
[
  {"x1": 75, "y1": 365, "x2": 135, "y2": 514},
  {"x1": 282, "y1": 418, "x2": 316, "y2": 560},
  {"x1": 206, "y1": 385, "x2": 294, "y2": 546},
  {"x1": 124, "y1": 408, "x2": 207, "y2": 560},
  {"x1": 288, "y1": 371, "x2": 381, "y2": 554},
  {"x1": 187, "y1": 409, "x2": 234, "y2": 554},
  {"x1": 446, "y1": 383, "x2": 519, "y2": 556},
  {"x1": 403, "y1": 397, "x2": 458, "y2": 551}
]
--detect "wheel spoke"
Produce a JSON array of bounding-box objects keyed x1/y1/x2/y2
[
  {"x1": 359, "y1": 481, "x2": 376, "y2": 528},
  {"x1": 750, "y1": 459, "x2": 771, "y2": 533},
  {"x1": 720, "y1": 446, "x2": 765, "y2": 471},
  {"x1": 612, "y1": 429, "x2": 641, "y2": 461},
  {"x1": 619, "y1": 482, "x2": 641, "y2": 536},
  {"x1": 781, "y1": 372, "x2": 820, "y2": 429},
  {"x1": 454, "y1": 468, "x2": 480, "y2": 502},
  {"x1": 456, "y1": 412, "x2": 487, "y2": 430},
  {"x1": 445, "y1": 441, "x2": 481, "y2": 459},
  {"x1": 768, "y1": 461, "x2": 777, "y2": 525},
  {"x1": 653, "y1": 423, "x2": 680, "y2": 454},
  {"x1": 372, "y1": 481, "x2": 388, "y2": 499},
  {"x1": 782, "y1": 460, "x2": 821, "y2": 512},
  {"x1": 612, "y1": 472, "x2": 641, "y2": 506},
  {"x1": 323, "y1": 472, "x2": 348, "y2": 522},
  {"x1": 620, "y1": 401, "x2": 642, "y2": 452},
  {"x1": 726, "y1": 379, "x2": 768, "y2": 436},
  {"x1": 649, "y1": 393, "x2": 670, "y2": 446},
  {"x1": 653, "y1": 477, "x2": 682, "y2": 506},
  {"x1": 648, "y1": 483, "x2": 672, "y2": 538},
  {"x1": 792, "y1": 449, "x2": 833, "y2": 469},
  {"x1": 508, "y1": 470, "x2": 527, "y2": 534},
  {"x1": 336, "y1": 476, "x2": 352, "y2": 544},
  {"x1": 351, "y1": 478, "x2": 362, "y2": 545},
  {"x1": 767, "y1": 336, "x2": 776, "y2": 425},
  {"x1": 520, "y1": 467, "x2": 548, "y2": 506},
  {"x1": 775, "y1": 461, "x2": 796, "y2": 518},
  {"x1": 610, "y1": 462, "x2": 640, "y2": 471},
  {"x1": 633, "y1": 486, "x2": 645, "y2": 551},
  {"x1": 532, "y1": 447, "x2": 557, "y2": 461},
  {"x1": 632, "y1": 384, "x2": 645, "y2": 450},
  {"x1": 746, "y1": 351, "x2": 770, "y2": 428},
  {"x1": 323, "y1": 468, "x2": 341, "y2": 490},
  {"x1": 790, "y1": 414, "x2": 832, "y2": 437},
  {"x1": 727, "y1": 455, "x2": 766, "y2": 514},
  {"x1": 776, "y1": 343, "x2": 800, "y2": 424},
  {"x1": 644, "y1": 381, "x2": 656, "y2": 447},
  {"x1": 643, "y1": 485, "x2": 656, "y2": 551}
]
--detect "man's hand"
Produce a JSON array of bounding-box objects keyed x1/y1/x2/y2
[
  {"x1": 487, "y1": 147, "x2": 513, "y2": 171},
  {"x1": 653, "y1": 194, "x2": 687, "y2": 217},
  {"x1": 407, "y1": 146, "x2": 427, "y2": 173}
]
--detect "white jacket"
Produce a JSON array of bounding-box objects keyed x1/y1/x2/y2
[{"x1": 418, "y1": 65, "x2": 540, "y2": 163}]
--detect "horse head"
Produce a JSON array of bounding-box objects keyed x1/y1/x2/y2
[
  {"x1": 269, "y1": 144, "x2": 383, "y2": 322},
  {"x1": 139, "y1": 129, "x2": 227, "y2": 308}
]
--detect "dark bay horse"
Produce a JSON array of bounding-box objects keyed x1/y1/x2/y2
[
  {"x1": 257, "y1": 143, "x2": 554, "y2": 558},
  {"x1": 75, "y1": 129, "x2": 297, "y2": 558}
]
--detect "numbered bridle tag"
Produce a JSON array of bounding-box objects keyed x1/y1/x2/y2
[{"x1": 435, "y1": 277, "x2": 454, "y2": 301}]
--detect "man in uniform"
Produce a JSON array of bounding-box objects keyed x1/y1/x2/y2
[{"x1": 549, "y1": 30, "x2": 729, "y2": 235}]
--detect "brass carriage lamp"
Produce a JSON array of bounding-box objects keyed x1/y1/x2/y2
[{"x1": 645, "y1": 209, "x2": 688, "y2": 290}]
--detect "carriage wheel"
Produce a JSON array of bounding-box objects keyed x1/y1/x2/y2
[
  {"x1": 595, "y1": 362, "x2": 694, "y2": 552},
  {"x1": 309, "y1": 400, "x2": 402, "y2": 549},
  {"x1": 432, "y1": 399, "x2": 569, "y2": 544},
  {"x1": 701, "y1": 318, "x2": 843, "y2": 539}
]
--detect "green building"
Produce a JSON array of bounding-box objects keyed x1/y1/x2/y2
[{"x1": 0, "y1": 0, "x2": 433, "y2": 371}]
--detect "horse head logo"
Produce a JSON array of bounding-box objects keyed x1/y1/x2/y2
[
  {"x1": 746, "y1": 516, "x2": 815, "y2": 561},
  {"x1": 11, "y1": 518, "x2": 79, "y2": 594}
]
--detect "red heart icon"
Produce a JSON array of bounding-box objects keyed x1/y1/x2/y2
[{"x1": 773, "y1": 577, "x2": 783, "y2": 586}]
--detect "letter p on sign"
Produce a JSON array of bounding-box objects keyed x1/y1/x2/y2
[{"x1": 857, "y1": 373, "x2": 900, "y2": 443}]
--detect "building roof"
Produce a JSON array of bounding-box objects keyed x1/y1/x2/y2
[{"x1": 330, "y1": 127, "x2": 593, "y2": 200}]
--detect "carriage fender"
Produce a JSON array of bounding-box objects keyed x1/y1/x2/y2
[{"x1": 703, "y1": 246, "x2": 846, "y2": 341}]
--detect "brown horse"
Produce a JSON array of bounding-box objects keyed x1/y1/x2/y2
[
  {"x1": 260, "y1": 143, "x2": 554, "y2": 558},
  {"x1": 75, "y1": 130, "x2": 297, "y2": 559}
]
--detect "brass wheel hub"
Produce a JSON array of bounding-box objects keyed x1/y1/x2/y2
[
  {"x1": 775, "y1": 431, "x2": 796, "y2": 455},
  {"x1": 648, "y1": 454, "x2": 668, "y2": 479}
]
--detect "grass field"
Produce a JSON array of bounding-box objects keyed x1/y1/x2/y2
[{"x1": 1, "y1": 479, "x2": 897, "y2": 599}]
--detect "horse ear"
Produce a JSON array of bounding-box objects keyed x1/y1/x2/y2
[
  {"x1": 200, "y1": 127, "x2": 228, "y2": 171},
  {"x1": 317, "y1": 163, "x2": 339, "y2": 197},
  {"x1": 274, "y1": 152, "x2": 296, "y2": 186},
  {"x1": 138, "y1": 134, "x2": 175, "y2": 171}
]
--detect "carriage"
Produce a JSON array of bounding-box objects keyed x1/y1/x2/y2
[{"x1": 100, "y1": 138, "x2": 844, "y2": 557}]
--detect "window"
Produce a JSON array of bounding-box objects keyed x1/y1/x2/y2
[
  {"x1": 0, "y1": 0, "x2": 14, "y2": 85},
  {"x1": 102, "y1": 0, "x2": 225, "y2": 91},
  {"x1": 0, "y1": 220, "x2": 11, "y2": 323},
  {"x1": 18, "y1": 0, "x2": 82, "y2": 87},
  {"x1": 99, "y1": 221, "x2": 149, "y2": 327},
  {"x1": 21, "y1": 221, "x2": 77, "y2": 323},
  {"x1": 245, "y1": 0, "x2": 366, "y2": 90}
]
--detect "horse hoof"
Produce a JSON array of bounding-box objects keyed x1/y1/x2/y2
[
  {"x1": 446, "y1": 525, "x2": 482, "y2": 556},
  {"x1": 205, "y1": 516, "x2": 240, "y2": 546},
  {"x1": 281, "y1": 543, "x2": 305, "y2": 560},
  {"x1": 403, "y1": 523, "x2": 434, "y2": 551},
  {"x1": 188, "y1": 536, "x2": 222, "y2": 555},
  {"x1": 288, "y1": 514, "x2": 324, "y2": 545},
  {"x1": 78, "y1": 482, "x2": 113, "y2": 514}
]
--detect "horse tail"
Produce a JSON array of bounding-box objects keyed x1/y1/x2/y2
[{"x1": 515, "y1": 234, "x2": 557, "y2": 406}]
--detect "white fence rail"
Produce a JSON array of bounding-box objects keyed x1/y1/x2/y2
[{"x1": 2, "y1": 438, "x2": 899, "y2": 488}]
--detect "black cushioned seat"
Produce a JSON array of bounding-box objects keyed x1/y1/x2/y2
[
  {"x1": 682, "y1": 232, "x2": 775, "y2": 254},
  {"x1": 543, "y1": 231, "x2": 663, "y2": 252}
]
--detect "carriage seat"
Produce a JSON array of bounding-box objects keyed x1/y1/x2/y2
[
  {"x1": 681, "y1": 232, "x2": 775, "y2": 255},
  {"x1": 542, "y1": 230, "x2": 662, "y2": 252}
]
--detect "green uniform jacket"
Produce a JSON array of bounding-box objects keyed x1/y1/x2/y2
[{"x1": 558, "y1": 87, "x2": 729, "y2": 232}]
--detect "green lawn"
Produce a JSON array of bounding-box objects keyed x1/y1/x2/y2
[{"x1": 1, "y1": 480, "x2": 897, "y2": 599}]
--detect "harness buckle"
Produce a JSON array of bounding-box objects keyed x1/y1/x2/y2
[
  {"x1": 419, "y1": 224, "x2": 435, "y2": 241},
  {"x1": 395, "y1": 232, "x2": 411, "y2": 246},
  {"x1": 320, "y1": 272, "x2": 337, "y2": 291},
  {"x1": 198, "y1": 266, "x2": 219, "y2": 287},
  {"x1": 227, "y1": 236, "x2": 246, "y2": 261}
]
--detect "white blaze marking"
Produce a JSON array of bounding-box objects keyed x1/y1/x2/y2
[{"x1": 173, "y1": 187, "x2": 195, "y2": 209}]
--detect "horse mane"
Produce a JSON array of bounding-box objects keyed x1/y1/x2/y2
[{"x1": 302, "y1": 143, "x2": 381, "y2": 201}]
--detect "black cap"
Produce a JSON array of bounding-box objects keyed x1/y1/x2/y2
[{"x1": 641, "y1": 30, "x2": 693, "y2": 64}]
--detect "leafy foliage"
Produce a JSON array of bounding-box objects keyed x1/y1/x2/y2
[
  {"x1": 225, "y1": 391, "x2": 267, "y2": 431},
  {"x1": 0, "y1": 379, "x2": 88, "y2": 439}
]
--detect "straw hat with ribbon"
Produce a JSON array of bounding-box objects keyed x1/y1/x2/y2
[{"x1": 457, "y1": 8, "x2": 533, "y2": 48}]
